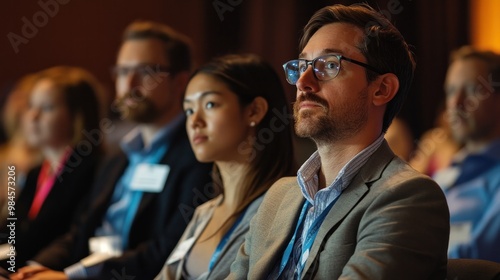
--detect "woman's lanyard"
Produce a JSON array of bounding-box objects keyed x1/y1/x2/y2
[
  {"x1": 278, "y1": 198, "x2": 336, "y2": 278},
  {"x1": 208, "y1": 208, "x2": 248, "y2": 271},
  {"x1": 28, "y1": 149, "x2": 71, "y2": 220}
]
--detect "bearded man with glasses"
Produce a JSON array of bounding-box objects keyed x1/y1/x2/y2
[{"x1": 228, "y1": 4, "x2": 450, "y2": 280}]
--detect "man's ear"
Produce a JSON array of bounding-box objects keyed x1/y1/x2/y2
[
  {"x1": 372, "y1": 73, "x2": 399, "y2": 106},
  {"x1": 246, "y1": 96, "x2": 269, "y2": 125}
]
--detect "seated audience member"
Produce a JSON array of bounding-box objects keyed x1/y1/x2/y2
[
  {"x1": 12, "y1": 21, "x2": 213, "y2": 280},
  {"x1": 410, "y1": 108, "x2": 461, "y2": 177},
  {"x1": 0, "y1": 66, "x2": 105, "y2": 267},
  {"x1": 434, "y1": 46, "x2": 500, "y2": 262},
  {"x1": 385, "y1": 116, "x2": 414, "y2": 161},
  {"x1": 0, "y1": 74, "x2": 42, "y2": 214},
  {"x1": 154, "y1": 54, "x2": 296, "y2": 280},
  {"x1": 227, "y1": 4, "x2": 450, "y2": 279}
]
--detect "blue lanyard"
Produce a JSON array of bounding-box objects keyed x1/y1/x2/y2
[
  {"x1": 121, "y1": 144, "x2": 168, "y2": 249},
  {"x1": 296, "y1": 198, "x2": 336, "y2": 276},
  {"x1": 278, "y1": 198, "x2": 336, "y2": 277},
  {"x1": 208, "y1": 208, "x2": 247, "y2": 271},
  {"x1": 278, "y1": 201, "x2": 310, "y2": 276}
]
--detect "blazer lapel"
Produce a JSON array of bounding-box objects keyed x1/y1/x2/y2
[
  {"x1": 92, "y1": 154, "x2": 128, "y2": 215},
  {"x1": 302, "y1": 141, "x2": 395, "y2": 276},
  {"x1": 252, "y1": 178, "x2": 305, "y2": 276}
]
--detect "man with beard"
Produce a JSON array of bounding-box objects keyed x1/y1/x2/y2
[
  {"x1": 227, "y1": 4, "x2": 450, "y2": 279},
  {"x1": 13, "y1": 22, "x2": 214, "y2": 280},
  {"x1": 433, "y1": 46, "x2": 500, "y2": 262}
]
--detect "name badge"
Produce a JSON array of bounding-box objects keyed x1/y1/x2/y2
[
  {"x1": 449, "y1": 221, "x2": 472, "y2": 249},
  {"x1": 130, "y1": 163, "x2": 170, "y2": 192},
  {"x1": 89, "y1": 235, "x2": 123, "y2": 255},
  {"x1": 167, "y1": 237, "x2": 196, "y2": 265}
]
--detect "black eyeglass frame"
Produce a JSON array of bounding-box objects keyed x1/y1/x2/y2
[{"x1": 282, "y1": 54, "x2": 385, "y2": 85}]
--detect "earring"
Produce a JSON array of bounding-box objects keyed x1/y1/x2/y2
[{"x1": 250, "y1": 121, "x2": 256, "y2": 127}]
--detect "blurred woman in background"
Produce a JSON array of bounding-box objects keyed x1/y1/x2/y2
[{"x1": 0, "y1": 66, "x2": 106, "y2": 267}]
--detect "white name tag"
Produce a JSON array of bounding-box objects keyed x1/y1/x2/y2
[
  {"x1": 89, "y1": 235, "x2": 123, "y2": 255},
  {"x1": 167, "y1": 237, "x2": 196, "y2": 265},
  {"x1": 449, "y1": 221, "x2": 472, "y2": 249},
  {"x1": 0, "y1": 244, "x2": 14, "y2": 260},
  {"x1": 130, "y1": 163, "x2": 170, "y2": 193}
]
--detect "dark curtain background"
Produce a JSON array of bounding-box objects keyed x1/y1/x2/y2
[{"x1": 0, "y1": 0, "x2": 469, "y2": 162}]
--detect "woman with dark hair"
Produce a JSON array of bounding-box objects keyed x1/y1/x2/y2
[
  {"x1": 0, "y1": 66, "x2": 105, "y2": 267},
  {"x1": 155, "y1": 54, "x2": 295, "y2": 280}
]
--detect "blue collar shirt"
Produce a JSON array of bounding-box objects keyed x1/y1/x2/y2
[
  {"x1": 274, "y1": 134, "x2": 385, "y2": 279},
  {"x1": 95, "y1": 114, "x2": 185, "y2": 249}
]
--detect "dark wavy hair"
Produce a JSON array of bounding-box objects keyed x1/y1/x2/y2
[{"x1": 300, "y1": 3, "x2": 416, "y2": 132}]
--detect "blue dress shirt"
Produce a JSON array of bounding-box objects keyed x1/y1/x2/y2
[
  {"x1": 272, "y1": 134, "x2": 385, "y2": 279},
  {"x1": 435, "y1": 140, "x2": 500, "y2": 262}
]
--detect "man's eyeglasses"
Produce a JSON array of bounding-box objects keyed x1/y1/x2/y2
[
  {"x1": 282, "y1": 54, "x2": 384, "y2": 85},
  {"x1": 111, "y1": 64, "x2": 171, "y2": 80}
]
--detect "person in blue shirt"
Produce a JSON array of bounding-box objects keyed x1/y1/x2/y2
[
  {"x1": 434, "y1": 46, "x2": 500, "y2": 262},
  {"x1": 12, "y1": 21, "x2": 214, "y2": 280}
]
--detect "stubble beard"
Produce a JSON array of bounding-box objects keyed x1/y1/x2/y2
[
  {"x1": 116, "y1": 92, "x2": 159, "y2": 123},
  {"x1": 293, "y1": 90, "x2": 369, "y2": 145}
]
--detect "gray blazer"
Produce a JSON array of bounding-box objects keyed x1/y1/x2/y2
[
  {"x1": 155, "y1": 194, "x2": 264, "y2": 280},
  {"x1": 227, "y1": 141, "x2": 450, "y2": 280}
]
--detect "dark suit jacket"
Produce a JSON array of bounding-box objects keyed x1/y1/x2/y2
[
  {"x1": 33, "y1": 125, "x2": 214, "y2": 280},
  {"x1": 0, "y1": 151, "x2": 100, "y2": 267},
  {"x1": 228, "y1": 141, "x2": 450, "y2": 280}
]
